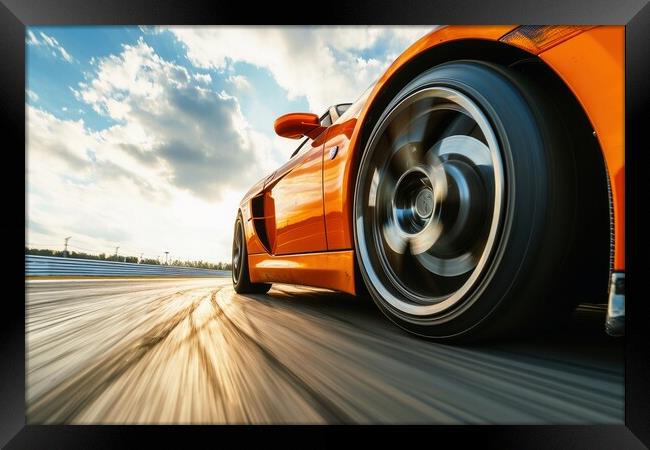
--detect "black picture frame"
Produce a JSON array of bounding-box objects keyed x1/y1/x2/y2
[{"x1": 2, "y1": 0, "x2": 647, "y2": 447}]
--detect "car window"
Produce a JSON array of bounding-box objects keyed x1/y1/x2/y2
[
  {"x1": 320, "y1": 114, "x2": 332, "y2": 127},
  {"x1": 336, "y1": 84, "x2": 374, "y2": 124},
  {"x1": 290, "y1": 137, "x2": 312, "y2": 159},
  {"x1": 336, "y1": 103, "x2": 352, "y2": 116}
]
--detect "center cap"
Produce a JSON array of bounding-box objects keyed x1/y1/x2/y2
[{"x1": 415, "y1": 188, "x2": 434, "y2": 218}]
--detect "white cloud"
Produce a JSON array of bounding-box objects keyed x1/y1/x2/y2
[
  {"x1": 193, "y1": 73, "x2": 212, "y2": 84},
  {"x1": 226, "y1": 74, "x2": 251, "y2": 92},
  {"x1": 26, "y1": 89, "x2": 39, "y2": 102},
  {"x1": 165, "y1": 26, "x2": 436, "y2": 113},
  {"x1": 27, "y1": 30, "x2": 74, "y2": 62},
  {"x1": 26, "y1": 102, "x2": 240, "y2": 263},
  {"x1": 26, "y1": 26, "x2": 439, "y2": 263},
  {"x1": 26, "y1": 30, "x2": 39, "y2": 45},
  {"x1": 27, "y1": 38, "x2": 286, "y2": 262},
  {"x1": 74, "y1": 38, "x2": 278, "y2": 199}
]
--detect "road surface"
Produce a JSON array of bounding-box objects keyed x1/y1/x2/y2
[{"x1": 26, "y1": 277, "x2": 624, "y2": 424}]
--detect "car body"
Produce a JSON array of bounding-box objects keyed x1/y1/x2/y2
[{"x1": 232, "y1": 25, "x2": 624, "y2": 339}]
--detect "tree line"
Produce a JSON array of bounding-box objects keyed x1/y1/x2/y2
[{"x1": 25, "y1": 247, "x2": 232, "y2": 271}]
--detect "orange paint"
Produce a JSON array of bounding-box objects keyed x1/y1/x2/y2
[
  {"x1": 239, "y1": 25, "x2": 625, "y2": 293},
  {"x1": 240, "y1": 177, "x2": 266, "y2": 255},
  {"x1": 536, "y1": 26, "x2": 625, "y2": 270},
  {"x1": 248, "y1": 250, "x2": 355, "y2": 295},
  {"x1": 274, "y1": 112, "x2": 324, "y2": 139},
  {"x1": 265, "y1": 137, "x2": 328, "y2": 255},
  {"x1": 328, "y1": 26, "x2": 519, "y2": 257},
  {"x1": 322, "y1": 118, "x2": 357, "y2": 250}
]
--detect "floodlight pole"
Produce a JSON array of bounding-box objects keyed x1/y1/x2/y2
[{"x1": 63, "y1": 237, "x2": 71, "y2": 257}]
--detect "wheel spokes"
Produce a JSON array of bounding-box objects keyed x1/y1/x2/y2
[
  {"x1": 232, "y1": 223, "x2": 243, "y2": 280},
  {"x1": 360, "y1": 87, "x2": 504, "y2": 309}
]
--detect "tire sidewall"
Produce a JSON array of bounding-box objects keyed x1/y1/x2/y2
[
  {"x1": 354, "y1": 60, "x2": 573, "y2": 340},
  {"x1": 231, "y1": 213, "x2": 241, "y2": 286},
  {"x1": 232, "y1": 214, "x2": 244, "y2": 287}
]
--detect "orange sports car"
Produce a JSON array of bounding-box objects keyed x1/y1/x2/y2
[{"x1": 231, "y1": 25, "x2": 624, "y2": 341}]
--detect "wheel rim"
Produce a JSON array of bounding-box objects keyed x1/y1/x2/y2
[
  {"x1": 356, "y1": 86, "x2": 505, "y2": 317},
  {"x1": 232, "y1": 220, "x2": 243, "y2": 283}
]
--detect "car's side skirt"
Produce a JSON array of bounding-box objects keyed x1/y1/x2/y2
[{"x1": 248, "y1": 250, "x2": 356, "y2": 295}]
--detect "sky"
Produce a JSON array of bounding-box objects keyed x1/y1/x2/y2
[{"x1": 26, "y1": 26, "x2": 435, "y2": 263}]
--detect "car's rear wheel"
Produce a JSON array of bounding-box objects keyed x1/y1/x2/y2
[
  {"x1": 232, "y1": 212, "x2": 271, "y2": 294},
  {"x1": 353, "y1": 61, "x2": 577, "y2": 341}
]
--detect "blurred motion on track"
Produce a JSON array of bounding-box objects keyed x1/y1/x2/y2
[{"x1": 26, "y1": 278, "x2": 623, "y2": 424}]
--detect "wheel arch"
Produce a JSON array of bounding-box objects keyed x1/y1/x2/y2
[{"x1": 347, "y1": 37, "x2": 612, "y2": 302}]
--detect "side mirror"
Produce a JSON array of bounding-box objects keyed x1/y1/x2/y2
[{"x1": 274, "y1": 112, "x2": 325, "y2": 139}]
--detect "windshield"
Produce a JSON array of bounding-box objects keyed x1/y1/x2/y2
[{"x1": 335, "y1": 82, "x2": 375, "y2": 124}]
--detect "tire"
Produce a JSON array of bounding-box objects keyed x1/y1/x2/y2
[
  {"x1": 232, "y1": 212, "x2": 271, "y2": 294},
  {"x1": 353, "y1": 60, "x2": 577, "y2": 341}
]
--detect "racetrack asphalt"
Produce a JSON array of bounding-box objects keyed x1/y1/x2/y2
[{"x1": 25, "y1": 277, "x2": 623, "y2": 424}]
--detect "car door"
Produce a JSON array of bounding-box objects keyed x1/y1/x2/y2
[{"x1": 262, "y1": 124, "x2": 329, "y2": 255}]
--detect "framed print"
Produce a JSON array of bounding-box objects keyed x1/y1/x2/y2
[{"x1": 2, "y1": 0, "x2": 647, "y2": 447}]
